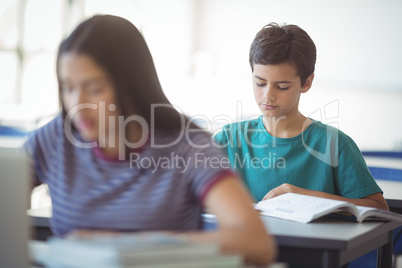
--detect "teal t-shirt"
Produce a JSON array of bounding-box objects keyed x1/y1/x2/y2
[{"x1": 213, "y1": 116, "x2": 382, "y2": 202}]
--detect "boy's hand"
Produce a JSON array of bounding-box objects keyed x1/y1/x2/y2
[{"x1": 262, "y1": 183, "x2": 309, "y2": 200}]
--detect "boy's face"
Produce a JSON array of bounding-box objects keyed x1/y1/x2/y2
[{"x1": 252, "y1": 62, "x2": 312, "y2": 120}]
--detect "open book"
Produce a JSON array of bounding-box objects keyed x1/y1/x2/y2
[{"x1": 255, "y1": 193, "x2": 402, "y2": 224}]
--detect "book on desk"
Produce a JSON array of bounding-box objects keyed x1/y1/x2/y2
[
  {"x1": 255, "y1": 193, "x2": 402, "y2": 224},
  {"x1": 30, "y1": 232, "x2": 243, "y2": 268}
]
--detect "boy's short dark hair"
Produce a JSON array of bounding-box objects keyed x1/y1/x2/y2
[{"x1": 249, "y1": 23, "x2": 316, "y2": 86}]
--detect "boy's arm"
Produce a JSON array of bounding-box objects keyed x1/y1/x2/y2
[{"x1": 262, "y1": 183, "x2": 389, "y2": 210}]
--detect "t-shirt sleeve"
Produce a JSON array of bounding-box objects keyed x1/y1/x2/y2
[
  {"x1": 23, "y1": 134, "x2": 42, "y2": 188},
  {"x1": 183, "y1": 131, "x2": 237, "y2": 204},
  {"x1": 334, "y1": 135, "x2": 383, "y2": 199},
  {"x1": 23, "y1": 114, "x2": 61, "y2": 186},
  {"x1": 212, "y1": 125, "x2": 234, "y2": 157},
  {"x1": 212, "y1": 129, "x2": 227, "y2": 146}
]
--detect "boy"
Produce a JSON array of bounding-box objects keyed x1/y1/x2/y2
[{"x1": 213, "y1": 23, "x2": 388, "y2": 210}]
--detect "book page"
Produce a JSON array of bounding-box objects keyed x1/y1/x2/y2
[
  {"x1": 356, "y1": 206, "x2": 402, "y2": 222},
  {"x1": 255, "y1": 193, "x2": 355, "y2": 223}
]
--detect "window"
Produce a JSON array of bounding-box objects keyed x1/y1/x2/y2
[
  {"x1": 0, "y1": 0, "x2": 72, "y2": 129},
  {"x1": 0, "y1": 0, "x2": 144, "y2": 130}
]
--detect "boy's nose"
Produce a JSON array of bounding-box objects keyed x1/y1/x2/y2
[{"x1": 263, "y1": 84, "x2": 276, "y2": 101}]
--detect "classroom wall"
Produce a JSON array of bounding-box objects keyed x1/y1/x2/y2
[
  {"x1": 159, "y1": 0, "x2": 402, "y2": 151},
  {"x1": 2, "y1": 0, "x2": 401, "y2": 151}
]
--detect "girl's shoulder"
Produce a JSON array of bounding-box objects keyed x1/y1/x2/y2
[
  {"x1": 30, "y1": 113, "x2": 63, "y2": 137},
  {"x1": 25, "y1": 113, "x2": 64, "y2": 154}
]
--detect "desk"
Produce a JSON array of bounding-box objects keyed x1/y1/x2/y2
[
  {"x1": 376, "y1": 180, "x2": 402, "y2": 214},
  {"x1": 27, "y1": 207, "x2": 52, "y2": 241},
  {"x1": 260, "y1": 216, "x2": 400, "y2": 268},
  {"x1": 30, "y1": 208, "x2": 400, "y2": 268},
  {"x1": 364, "y1": 155, "x2": 402, "y2": 171}
]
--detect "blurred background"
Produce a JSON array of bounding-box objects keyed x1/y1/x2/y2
[{"x1": 1, "y1": 0, "x2": 402, "y2": 151}]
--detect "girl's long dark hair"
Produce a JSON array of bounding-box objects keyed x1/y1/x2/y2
[{"x1": 57, "y1": 15, "x2": 186, "y2": 134}]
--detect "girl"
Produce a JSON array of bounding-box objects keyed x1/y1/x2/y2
[{"x1": 25, "y1": 15, "x2": 276, "y2": 265}]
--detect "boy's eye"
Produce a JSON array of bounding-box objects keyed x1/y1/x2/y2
[
  {"x1": 277, "y1": 85, "x2": 289, "y2": 90},
  {"x1": 256, "y1": 82, "x2": 265, "y2": 87}
]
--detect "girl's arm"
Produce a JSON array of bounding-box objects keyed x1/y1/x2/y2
[
  {"x1": 263, "y1": 183, "x2": 389, "y2": 210},
  {"x1": 70, "y1": 175, "x2": 277, "y2": 266},
  {"x1": 182, "y1": 175, "x2": 277, "y2": 266}
]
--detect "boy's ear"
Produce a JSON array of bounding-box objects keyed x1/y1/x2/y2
[{"x1": 301, "y1": 73, "x2": 314, "y2": 93}]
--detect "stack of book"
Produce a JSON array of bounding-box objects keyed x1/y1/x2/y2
[{"x1": 30, "y1": 233, "x2": 242, "y2": 268}]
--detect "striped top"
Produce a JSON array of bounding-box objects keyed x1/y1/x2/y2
[{"x1": 25, "y1": 114, "x2": 234, "y2": 237}]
